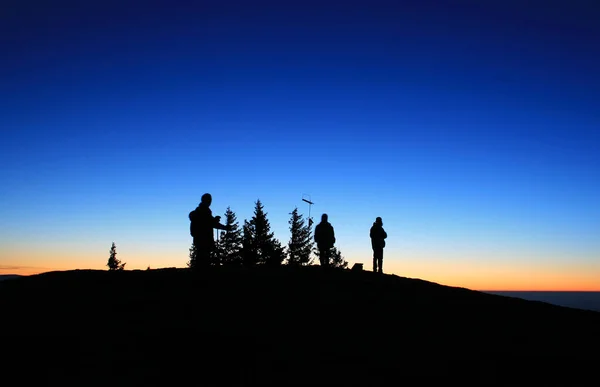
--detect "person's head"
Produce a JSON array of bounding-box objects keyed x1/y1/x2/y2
[
  {"x1": 321, "y1": 213, "x2": 328, "y2": 223},
  {"x1": 201, "y1": 193, "x2": 212, "y2": 206},
  {"x1": 375, "y1": 216, "x2": 383, "y2": 225}
]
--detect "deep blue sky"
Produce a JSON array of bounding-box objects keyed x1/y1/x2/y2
[{"x1": 1, "y1": 0, "x2": 599, "y2": 289}]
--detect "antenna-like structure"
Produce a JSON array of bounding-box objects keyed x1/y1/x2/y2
[{"x1": 302, "y1": 194, "x2": 314, "y2": 227}]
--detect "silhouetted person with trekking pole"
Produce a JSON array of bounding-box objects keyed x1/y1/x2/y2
[
  {"x1": 314, "y1": 213, "x2": 335, "y2": 268},
  {"x1": 370, "y1": 217, "x2": 387, "y2": 274},
  {"x1": 189, "y1": 193, "x2": 230, "y2": 268}
]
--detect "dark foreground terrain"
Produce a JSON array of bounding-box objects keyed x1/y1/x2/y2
[{"x1": 1, "y1": 266, "x2": 599, "y2": 386}]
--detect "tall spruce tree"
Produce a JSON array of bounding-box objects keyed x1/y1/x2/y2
[
  {"x1": 107, "y1": 242, "x2": 125, "y2": 270},
  {"x1": 245, "y1": 199, "x2": 286, "y2": 266},
  {"x1": 287, "y1": 207, "x2": 313, "y2": 266},
  {"x1": 218, "y1": 207, "x2": 243, "y2": 265}
]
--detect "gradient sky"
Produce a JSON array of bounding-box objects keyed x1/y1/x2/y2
[{"x1": 1, "y1": 0, "x2": 599, "y2": 290}]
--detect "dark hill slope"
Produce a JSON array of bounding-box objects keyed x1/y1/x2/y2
[
  {"x1": 1, "y1": 266, "x2": 598, "y2": 385},
  {"x1": 0, "y1": 274, "x2": 21, "y2": 281}
]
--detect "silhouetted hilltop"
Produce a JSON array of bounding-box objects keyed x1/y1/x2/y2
[
  {"x1": 2, "y1": 266, "x2": 598, "y2": 385},
  {"x1": 0, "y1": 274, "x2": 21, "y2": 281}
]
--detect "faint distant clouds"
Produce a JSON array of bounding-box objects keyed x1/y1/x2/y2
[
  {"x1": 0, "y1": 265, "x2": 42, "y2": 270},
  {"x1": 0, "y1": 265, "x2": 58, "y2": 275}
]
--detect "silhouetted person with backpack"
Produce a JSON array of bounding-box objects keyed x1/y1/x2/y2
[
  {"x1": 314, "y1": 213, "x2": 335, "y2": 268},
  {"x1": 189, "y1": 193, "x2": 229, "y2": 268},
  {"x1": 370, "y1": 217, "x2": 387, "y2": 274}
]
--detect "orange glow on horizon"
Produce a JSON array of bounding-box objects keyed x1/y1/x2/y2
[
  {"x1": 1, "y1": 262, "x2": 598, "y2": 291},
  {"x1": 380, "y1": 258, "x2": 600, "y2": 291},
  {"x1": 2, "y1": 250, "x2": 599, "y2": 291}
]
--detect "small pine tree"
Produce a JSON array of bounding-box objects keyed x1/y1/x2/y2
[
  {"x1": 264, "y1": 237, "x2": 286, "y2": 267},
  {"x1": 107, "y1": 242, "x2": 125, "y2": 271},
  {"x1": 219, "y1": 207, "x2": 243, "y2": 265},
  {"x1": 241, "y1": 220, "x2": 257, "y2": 266},
  {"x1": 213, "y1": 232, "x2": 225, "y2": 266},
  {"x1": 314, "y1": 246, "x2": 348, "y2": 269},
  {"x1": 187, "y1": 242, "x2": 197, "y2": 268},
  {"x1": 287, "y1": 207, "x2": 313, "y2": 266},
  {"x1": 330, "y1": 247, "x2": 348, "y2": 269}
]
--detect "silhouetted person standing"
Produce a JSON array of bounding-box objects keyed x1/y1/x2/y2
[
  {"x1": 370, "y1": 217, "x2": 387, "y2": 274},
  {"x1": 314, "y1": 213, "x2": 335, "y2": 268},
  {"x1": 189, "y1": 193, "x2": 229, "y2": 268}
]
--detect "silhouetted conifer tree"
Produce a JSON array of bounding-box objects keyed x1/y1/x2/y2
[
  {"x1": 330, "y1": 247, "x2": 348, "y2": 269},
  {"x1": 187, "y1": 242, "x2": 197, "y2": 268},
  {"x1": 213, "y1": 232, "x2": 225, "y2": 266},
  {"x1": 218, "y1": 207, "x2": 243, "y2": 265},
  {"x1": 107, "y1": 242, "x2": 125, "y2": 270},
  {"x1": 241, "y1": 220, "x2": 257, "y2": 266},
  {"x1": 244, "y1": 199, "x2": 286, "y2": 266},
  {"x1": 287, "y1": 207, "x2": 313, "y2": 266},
  {"x1": 263, "y1": 238, "x2": 286, "y2": 266},
  {"x1": 314, "y1": 246, "x2": 348, "y2": 269}
]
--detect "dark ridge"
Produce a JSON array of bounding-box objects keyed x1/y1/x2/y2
[
  {"x1": 1, "y1": 266, "x2": 598, "y2": 385},
  {"x1": 0, "y1": 274, "x2": 21, "y2": 281}
]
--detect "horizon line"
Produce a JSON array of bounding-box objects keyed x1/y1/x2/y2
[{"x1": 1, "y1": 268, "x2": 599, "y2": 292}]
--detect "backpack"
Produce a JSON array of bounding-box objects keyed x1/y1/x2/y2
[{"x1": 189, "y1": 210, "x2": 198, "y2": 237}]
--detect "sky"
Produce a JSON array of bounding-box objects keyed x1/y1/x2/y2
[{"x1": 1, "y1": 0, "x2": 599, "y2": 290}]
